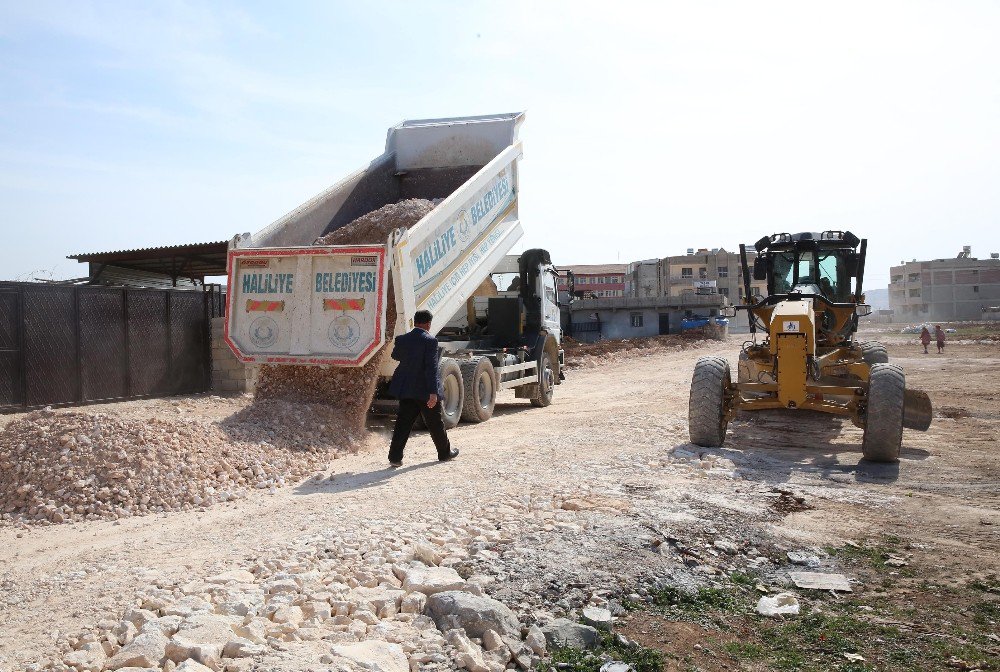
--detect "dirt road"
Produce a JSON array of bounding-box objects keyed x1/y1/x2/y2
[{"x1": 1, "y1": 332, "x2": 997, "y2": 671}]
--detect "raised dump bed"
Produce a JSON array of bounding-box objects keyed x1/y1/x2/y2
[{"x1": 224, "y1": 112, "x2": 564, "y2": 428}]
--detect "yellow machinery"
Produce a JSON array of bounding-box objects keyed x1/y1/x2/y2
[{"x1": 688, "y1": 231, "x2": 931, "y2": 462}]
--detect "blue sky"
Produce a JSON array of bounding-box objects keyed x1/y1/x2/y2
[{"x1": 2, "y1": 1, "x2": 998, "y2": 286}]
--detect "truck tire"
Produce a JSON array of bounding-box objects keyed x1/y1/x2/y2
[
  {"x1": 530, "y1": 350, "x2": 555, "y2": 407},
  {"x1": 688, "y1": 356, "x2": 732, "y2": 448},
  {"x1": 860, "y1": 341, "x2": 889, "y2": 365},
  {"x1": 460, "y1": 357, "x2": 497, "y2": 423},
  {"x1": 439, "y1": 358, "x2": 464, "y2": 429},
  {"x1": 861, "y1": 363, "x2": 905, "y2": 462}
]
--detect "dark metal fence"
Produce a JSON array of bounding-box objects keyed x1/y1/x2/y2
[
  {"x1": 0, "y1": 283, "x2": 212, "y2": 411},
  {"x1": 570, "y1": 321, "x2": 601, "y2": 333}
]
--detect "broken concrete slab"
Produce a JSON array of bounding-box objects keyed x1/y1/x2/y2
[{"x1": 789, "y1": 572, "x2": 852, "y2": 592}]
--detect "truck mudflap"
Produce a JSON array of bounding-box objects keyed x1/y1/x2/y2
[{"x1": 224, "y1": 245, "x2": 389, "y2": 366}]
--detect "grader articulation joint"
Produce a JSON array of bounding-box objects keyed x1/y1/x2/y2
[{"x1": 688, "y1": 230, "x2": 932, "y2": 462}]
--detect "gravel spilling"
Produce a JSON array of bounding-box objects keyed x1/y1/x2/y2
[{"x1": 254, "y1": 199, "x2": 437, "y2": 425}]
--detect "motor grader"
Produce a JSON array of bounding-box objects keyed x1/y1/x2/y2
[{"x1": 688, "y1": 231, "x2": 931, "y2": 462}]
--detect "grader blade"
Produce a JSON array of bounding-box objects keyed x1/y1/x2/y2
[{"x1": 903, "y1": 389, "x2": 933, "y2": 431}]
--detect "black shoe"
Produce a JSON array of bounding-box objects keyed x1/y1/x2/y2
[
  {"x1": 388, "y1": 460, "x2": 402, "y2": 468},
  {"x1": 439, "y1": 448, "x2": 459, "y2": 462}
]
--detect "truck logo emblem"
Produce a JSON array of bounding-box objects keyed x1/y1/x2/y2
[
  {"x1": 783, "y1": 320, "x2": 800, "y2": 333},
  {"x1": 457, "y1": 209, "x2": 473, "y2": 243},
  {"x1": 329, "y1": 315, "x2": 360, "y2": 349},
  {"x1": 248, "y1": 316, "x2": 279, "y2": 348}
]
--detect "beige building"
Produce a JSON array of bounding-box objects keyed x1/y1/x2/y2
[
  {"x1": 889, "y1": 247, "x2": 1000, "y2": 322},
  {"x1": 660, "y1": 247, "x2": 767, "y2": 305}
]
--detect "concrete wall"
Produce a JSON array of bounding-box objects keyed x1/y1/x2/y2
[{"x1": 211, "y1": 317, "x2": 257, "y2": 393}]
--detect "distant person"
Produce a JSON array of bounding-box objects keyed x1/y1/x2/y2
[
  {"x1": 935, "y1": 325, "x2": 946, "y2": 354},
  {"x1": 920, "y1": 326, "x2": 931, "y2": 354},
  {"x1": 387, "y1": 310, "x2": 459, "y2": 467}
]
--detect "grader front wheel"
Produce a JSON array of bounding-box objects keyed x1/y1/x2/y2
[
  {"x1": 689, "y1": 356, "x2": 732, "y2": 448},
  {"x1": 861, "y1": 363, "x2": 905, "y2": 462}
]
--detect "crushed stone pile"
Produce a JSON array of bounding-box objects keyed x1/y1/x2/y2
[
  {"x1": 254, "y1": 199, "x2": 437, "y2": 426},
  {"x1": 0, "y1": 409, "x2": 339, "y2": 525}
]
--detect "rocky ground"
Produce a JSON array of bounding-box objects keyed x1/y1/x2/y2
[{"x1": 0, "y1": 329, "x2": 997, "y2": 671}]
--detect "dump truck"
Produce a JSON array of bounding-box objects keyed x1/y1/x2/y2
[
  {"x1": 224, "y1": 112, "x2": 563, "y2": 427},
  {"x1": 688, "y1": 231, "x2": 932, "y2": 462}
]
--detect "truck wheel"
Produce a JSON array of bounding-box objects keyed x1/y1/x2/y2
[
  {"x1": 688, "y1": 356, "x2": 732, "y2": 447},
  {"x1": 460, "y1": 357, "x2": 497, "y2": 423},
  {"x1": 439, "y1": 358, "x2": 464, "y2": 429},
  {"x1": 530, "y1": 351, "x2": 555, "y2": 407},
  {"x1": 860, "y1": 340, "x2": 889, "y2": 365},
  {"x1": 862, "y1": 363, "x2": 905, "y2": 462}
]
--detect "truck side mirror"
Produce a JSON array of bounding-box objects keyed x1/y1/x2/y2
[
  {"x1": 721, "y1": 305, "x2": 737, "y2": 317},
  {"x1": 752, "y1": 258, "x2": 768, "y2": 281}
]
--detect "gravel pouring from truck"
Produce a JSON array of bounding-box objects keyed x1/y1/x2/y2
[{"x1": 224, "y1": 112, "x2": 564, "y2": 426}]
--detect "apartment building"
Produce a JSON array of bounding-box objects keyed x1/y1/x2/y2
[
  {"x1": 889, "y1": 247, "x2": 1000, "y2": 321},
  {"x1": 556, "y1": 264, "x2": 626, "y2": 299},
  {"x1": 659, "y1": 247, "x2": 767, "y2": 304}
]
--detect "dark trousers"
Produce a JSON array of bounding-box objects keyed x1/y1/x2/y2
[{"x1": 389, "y1": 398, "x2": 451, "y2": 462}]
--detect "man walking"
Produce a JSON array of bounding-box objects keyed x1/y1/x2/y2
[
  {"x1": 935, "y1": 325, "x2": 947, "y2": 354},
  {"x1": 387, "y1": 310, "x2": 459, "y2": 467}
]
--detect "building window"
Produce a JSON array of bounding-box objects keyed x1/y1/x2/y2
[
  {"x1": 630, "y1": 313, "x2": 644, "y2": 328},
  {"x1": 908, "y1": 273, "x2": 920, "y2": 282},
  {"x1": 974, "y1": 285, "x2": 979, "y2": 293},
  {"x1": 909, "y1": 288, "x2": 921, "y2": 297},
  {"x1": 718, "y1": 266, "x2": 728, "y2": 278},
  {"x1": 719, "y1": 287, "x2": 729, "y2": 296},
  {"x1": 699, "y1": 267, "x2": 708, "y2": 279},
  {"x1": 681, "y1": 268, "x2": 693, "y2": 278}
]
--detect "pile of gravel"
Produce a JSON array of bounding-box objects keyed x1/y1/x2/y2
[
  {"x1": 254, "y1": 199, "x2": 437, "y2": 426},
  {"x1": 0, "y1": 409, "x2": 336, "y2": 525}
]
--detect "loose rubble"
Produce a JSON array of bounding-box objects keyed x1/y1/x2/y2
[{"x1": 0, "y1": 409, "x2": 342, "y2": 525}]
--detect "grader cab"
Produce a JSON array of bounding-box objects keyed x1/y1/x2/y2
[{"x1": 688, "y1": 231, "x2": 932, "y2": 462}]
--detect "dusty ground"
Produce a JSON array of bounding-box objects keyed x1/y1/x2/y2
[{"x1": 0, "y1": 329, "x2": 997, "y2": 671}]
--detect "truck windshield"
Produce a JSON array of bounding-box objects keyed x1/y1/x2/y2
[
  {"x1": 772, "y1": 251, "x2": 815, "y2": 293},
  {"x1": 772, "y1": 249, "x2": 851, "y2": 301},
  {"x1": 817, "y1": 251, "x2": 851, "y2": 301}
]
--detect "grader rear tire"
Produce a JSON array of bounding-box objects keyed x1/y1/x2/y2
[
  {"x1": 860, "y1": 341, "x2": 889, "y2": 365},
  {"x1": 861, "y1": 363, "x2": 905, "y2": 462},
  {"x1": 689, "y1": 356, "x2": 732, "y2": 447}
]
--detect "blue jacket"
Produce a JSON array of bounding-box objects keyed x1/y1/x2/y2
[{"x1": 388, "y1": 328, "x2": 443, "y2": 400}]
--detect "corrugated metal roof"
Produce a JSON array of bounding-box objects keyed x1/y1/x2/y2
[
  {"x1": 67, "y1": 241, "x2": 230, "y2": 280},
  {"x1": 67, "y1": 241, "x2": 228, "y2": 260}
]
